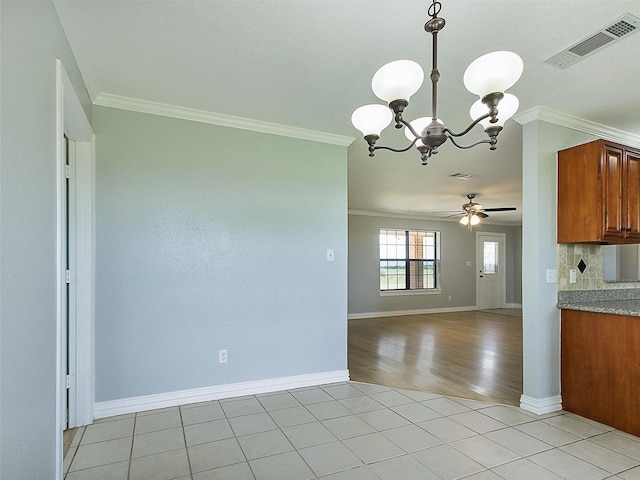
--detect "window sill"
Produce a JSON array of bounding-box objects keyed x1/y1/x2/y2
[{"x1": 379, "y1": 289, "x2": 442, "y2": 297}]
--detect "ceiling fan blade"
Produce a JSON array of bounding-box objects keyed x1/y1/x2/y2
[
  {"x1": 476, "y1": 211, "x2": 489, "y2": 218},
  {"x1": 481, "y1": 207, "x2": 517, "y2": 212},
  {"x1": 442, "y1": 212, "x2": 465, "y2": 218}
]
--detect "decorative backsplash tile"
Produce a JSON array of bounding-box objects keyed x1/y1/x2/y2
[{"x1": 557, "y1": 244, "x2": 640, "y2": 291}]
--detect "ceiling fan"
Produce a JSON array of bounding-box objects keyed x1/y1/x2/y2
[{"x1": 452, "y1": 194, "x2": 516, "y2": 228}]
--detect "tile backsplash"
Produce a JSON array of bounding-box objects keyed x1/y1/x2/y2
[{"x1": 558, "y1": 243, "x2": 640, "y2": 291}]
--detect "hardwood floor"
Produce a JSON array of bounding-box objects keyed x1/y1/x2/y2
[{"x1": 348, "y1": 310, "x2": 523, "y2": 406}]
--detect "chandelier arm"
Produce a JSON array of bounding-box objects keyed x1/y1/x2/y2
[
  {"x1": 445, "y1": 134, "x2": 494, "y2": 150},
  {"x1": 373, "y1": 137, "x2": 420, "y2": 154},
  {"x1": 443, "y1": 112, "x2": 492, "y2": 138},
  {"x1": 401, "y1": 117, "x2": 423, "y2": 140}
]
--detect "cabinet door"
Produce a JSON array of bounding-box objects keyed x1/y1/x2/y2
[
  {"x1": 601, "y1": 145, "x2": 625, "y2": 241},
  {"x1": 624, "y1": 150, "x2": 640, "y2": 240},
  {"x1": 561, "y1": 309, "x2": 640, "y2": 436},
  {"x1": 557, "y1": 140, "x2": 603, "y2": 243}
]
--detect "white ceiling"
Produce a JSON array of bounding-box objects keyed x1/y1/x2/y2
[{"x1": 54, "y1": 0, "x2": 640, "y2": 225}]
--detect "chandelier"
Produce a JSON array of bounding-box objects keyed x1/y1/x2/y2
[{"x1": 351, "y1": 0, "x2": 523, "y2": 166}]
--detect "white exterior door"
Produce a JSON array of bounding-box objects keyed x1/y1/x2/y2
[{"x1": 476, "y1": 232, "x2": 506, "y2": 309}]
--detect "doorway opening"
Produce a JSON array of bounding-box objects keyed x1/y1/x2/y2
[{"x1": 56, "y1": 60, "x2": 95, "y2": 479}]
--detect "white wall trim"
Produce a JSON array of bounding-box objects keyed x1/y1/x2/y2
[
  {"x1": 55, "y1": 58, "x2": 66, "y2": 480},
  {"x1": 94, "y1": 93, "x2": 354, "y2": 147},
  {"x1": 55, "y1": 59, "x2": 95, "y2": 480},
  {"x1": 348, "y1": 306, "x2": 477, "y2": 320},
  {"x1": 94, "y1": 370, "x2": 350, "y2": 419},
  {"x1": 349, "y1": 209, "x2": 455, "y2": 221},
  {"x1": 520, "y1": 394, "x2": 563, "y2": 415},
  {"x1": 514, "y1": 106, "x2": 640, "y2": 149},
  {"x1": 505, "y1": 303, "x2": 523, "y2": 309}
]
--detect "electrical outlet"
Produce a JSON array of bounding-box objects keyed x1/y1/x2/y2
[
  {"x1": 219, "y1": 349, "x2": 228, "y2": 363},
  {"x1": 570, "y1": 269, "x2": 577, "y2": 284}
]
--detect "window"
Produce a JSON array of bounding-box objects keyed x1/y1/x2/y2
[
  {"x1": 379, "y1": 228, "x2": 440, "y2": 291},
  {"x1": 483, "y1": 240, "x2": 499, "y2": 274}
]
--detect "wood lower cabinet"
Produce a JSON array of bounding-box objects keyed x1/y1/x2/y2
[
  {"x1": 561, "y1": 309, "x2": 640, "y2": 436},
  {"x1": 558, "y1": 139, "x2": 640, "y2": 243}
]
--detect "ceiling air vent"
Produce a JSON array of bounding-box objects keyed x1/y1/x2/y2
[
  {"x1": 449, "y1": 173, "x2": 476, "y2": 180},
  {"x1": 545, "y1": 13, "x2": 640, "y2": 68}
]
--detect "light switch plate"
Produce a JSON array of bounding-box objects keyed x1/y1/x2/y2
[
  {"x1": 326, "y1": 249, "x2": 334, "y2": 261},
  {"x1": 546, "y1": 269, "x2": 557, "y2": 283}
]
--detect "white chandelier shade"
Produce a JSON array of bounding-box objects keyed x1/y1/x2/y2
[
  {"x1": 463, "y1": 51, "x2": 524, "y2": 98},
  {"x1": 469, "y1": 93, "x2": 519, "y2": 129},
  {"x1": 351, "y1": 104, "x2": 393, "y2": 137},
  {"x1": 371, "y1": 60, "x2": 425, "y2": 104}
]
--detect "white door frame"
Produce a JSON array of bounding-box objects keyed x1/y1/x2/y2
[
  {"x1": 476, "y1": 232, "x2": 507, "y2": 309},
  {"x1": 56, "y1": 60, "x2": 95, "y2": 479}
]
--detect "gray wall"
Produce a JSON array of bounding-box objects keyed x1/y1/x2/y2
[
  {"x1": 348, "y1": 213, "x2": 522, "y2": 315},
  {"x1": 520, "y1": 120, "x2": 596, "y2": 404},
  {"x1": 0, "y1": 1, "x2": 91, "y2": 478},
  {"x1": 94, "y1": 106, "x2": 348, "y2": 401}
]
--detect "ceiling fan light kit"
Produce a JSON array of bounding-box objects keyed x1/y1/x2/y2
[
  {"x1": 457, "y1": 194, "x2": 516, "y2": 230},
  {"x1": 351, "y1": 0, "x2": 523, "y2": 165},
  {"x1": 459, "y1": 214, "x2": 481, "y2": 227}
]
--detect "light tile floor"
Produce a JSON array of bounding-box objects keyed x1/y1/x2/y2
[{"x1": 64, "y1": 381, "x2": 640, "y2": 480}]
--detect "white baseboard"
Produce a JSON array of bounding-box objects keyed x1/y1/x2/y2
[
  {"x1": 520, "y1": 394, "x2": 563, "y2": 415},
  {"x1": 94, "y1": 370, "x2": 349, "y2": 419},
  {"x1": 348, "y1": 306, "x2": 477, "y2": 320},
  {"x1": 505, "y1": 303, "x2": 522, "y2": 309}
]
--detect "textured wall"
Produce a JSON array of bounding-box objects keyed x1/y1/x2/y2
[
  {"x1": 94, "y1": 106, "x2": 348, "y2": 401},
  {"x1": 348, "y1": 213, "x2": 522, "y2": 315},
  {"x1": 520, "y1": 119, "x2": 595, "y2": 405},
  {"x1": 0, "y1": 1, "x2": 91, "y2": 478}
]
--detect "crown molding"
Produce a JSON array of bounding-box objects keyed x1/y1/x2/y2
[
  {"x1": 94, "y1": 93, "x2": 354, "y2": 147},
  {"x1": 514, "y1": 106, "x2": 640, "y2": 149},
  {"x1": 348, "y1": 209, "x2": 451, "y2": 221}
]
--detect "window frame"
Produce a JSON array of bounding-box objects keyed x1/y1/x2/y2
[{"x1": 378, "y1": 228, "x2": 441, "y2": 295}]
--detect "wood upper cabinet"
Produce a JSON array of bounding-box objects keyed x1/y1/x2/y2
[
  {"x1": 625, "y1": 149, "x2": 640, "y2": 241},
  {"x1": 558, "y1": 139, "x2": 640, "y2": 243}
]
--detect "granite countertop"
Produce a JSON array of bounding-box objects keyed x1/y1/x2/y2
[
  {"x1": 557, "y1": 289, "x2": 640, "y2": 317},
  {"x1": 558, "y1": 299, "x2": 640, "y2": 317}
]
